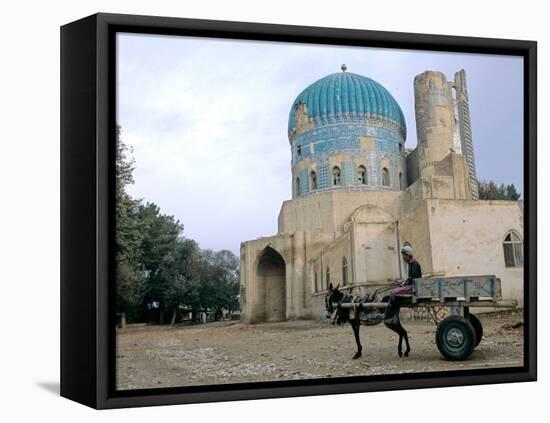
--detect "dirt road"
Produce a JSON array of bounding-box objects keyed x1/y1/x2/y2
[{"x1": 116, "y1": 310, "x2": 523, "y2": 390}]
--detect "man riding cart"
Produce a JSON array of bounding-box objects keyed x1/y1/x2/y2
[{"x1": 382, "y1": 245, "x2": 422, "y2": 321}]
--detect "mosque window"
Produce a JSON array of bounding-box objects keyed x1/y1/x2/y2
[
  {"x1": 342, "y1": 257, "x2": 348, "y2": 286},
  {"x1": 326, "y1": 266, "x2": 331, "y2": 289},
  {"x1": 382, "y1": 167, "x2": 390, "y2": 187},
  {"x1": 357, "y1": 165, "x2": 367, "y2": 184},
  {"x1": 503, "y1": 230, "x2": 523, "y2": 267},
  {"x1": 295, "y1": 177, "x2": 300, "y2": 196},
  {"x1": 297, "y1": 145, "x2": 302, "y2": 157},
  {"x1": 332, "y1": 166, "x2": 342, "y2": 186},
  {"x1": 310, "y1": 171, "x2": 317, "y2": 190},
  {"x1": 399, "y1": 172, "x2": 403, "y2": 190},
  {"x1": 399, "y1": 143, "x2": 403, "y2": 153},
  {"x1": 314, "y1": 271, "x2": 318, "y2": 292}
]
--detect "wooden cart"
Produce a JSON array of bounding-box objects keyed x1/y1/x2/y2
[{"x1": 339, "y1": 275, "x2": 517, "y2": 360}]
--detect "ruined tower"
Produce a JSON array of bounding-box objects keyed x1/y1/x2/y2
[
  {"x1": 412, "y1": 70, "x2": 477, "y2": 200},
  {"x1": 414, "y1": 71, "x2": 456, "y2": 177},
  {"x1": 454, "y1": 69, "x2": 479, "y2": 199}
]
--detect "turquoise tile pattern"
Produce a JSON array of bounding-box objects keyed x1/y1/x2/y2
[
  {"x1": 317, "y1": 163, "x2": 330, "y2": 190},
  {"x1": 341, "y1": 161, "x2": 355, "y2": 186},
  {"x1": 299, "y1": 169, "x2": 309, "y2": 195},
  {"x1": 288, "y1": 71, "x2": 407, "y2": 198},
  {"x1": 288, "y1": 72, "x2": 406, "y2": 137}
]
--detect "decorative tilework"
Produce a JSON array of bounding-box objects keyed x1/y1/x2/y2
[
  {"x1": 299, "y1": 169, "x2": 309, "y2": 195},
  {"x1": 291, "y1": 122, "x2": 404, "y2": 166},
  {"x1": 341, "y1": 161, "x2": 354, "y2": 186},
  {"x1": 317, "y1": 163, "x2": 330, "y2": 190}
]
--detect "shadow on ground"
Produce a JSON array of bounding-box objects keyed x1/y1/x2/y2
[{"x1": 36, "y1": 381, "x2": 60, "y2": 396}]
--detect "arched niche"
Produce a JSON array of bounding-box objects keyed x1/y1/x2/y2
[{"x1": 256, "y1": 246, "x2": 286, "y2": 322}]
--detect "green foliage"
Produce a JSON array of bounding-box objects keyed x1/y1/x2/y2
[
  {"x1": 115, "y1": 125, "x2": 240, "y2": 325},
  {"x1": 195, "y1": 249, "x2": 240, "y2": 312},
  {"x1": 115, "y1": 126, "x2": 135, "y2": 190},
  {"x1": 478, "y1": 180, "x2": 521, "y2": 201},
  {"x1": 115, "y1": 127, "x2": 147, "y2": 314}
]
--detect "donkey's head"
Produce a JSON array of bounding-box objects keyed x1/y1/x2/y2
[
  {"x1": 324, "y1": 283, "x2": 341, "y2": 314},
  {"x1": 324, "y1": 283, "x2": 351, "y2": 325}
]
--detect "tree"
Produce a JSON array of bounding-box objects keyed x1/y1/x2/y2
[
  {"x1": 194, "y1": 250, "x2": 240, "y2": 319},
  {"x1": 137, "y1": 202, "x2": 185, "y2": 323},
  {"x1": 160, "y1": 238, "x2": 201, "y2": 325},
  {"x1": 505, "y1": 184, "x2": 521, "y2": 201},
  {"x1": 115, "y1": 126, "x2": 147, "y2": 327},
  {"x1": 116, "y1": 261, "x2": 147, "y2": 327},
  {"x1": 478, "y1": 179, "x2": 521, "y2": 201}
]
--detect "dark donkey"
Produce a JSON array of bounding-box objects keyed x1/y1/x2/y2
[{"x1": 324, "y1": 283, "x2": 411, "y2": 359}]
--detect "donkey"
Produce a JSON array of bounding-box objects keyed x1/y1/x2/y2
[{"x1": 324, "y1": 283, "x2": 411, "y2": 359}]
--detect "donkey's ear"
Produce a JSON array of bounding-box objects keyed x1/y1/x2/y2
[
  {"x1": 328, "y1": 283, "x2": 333, "y2": 291},
  {"x1": 335, "y1": 283, "x2": 340, "y2": 290}
]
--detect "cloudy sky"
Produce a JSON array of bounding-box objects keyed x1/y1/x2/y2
[{"x1": 117, "y1": 33, "x2": 524, "y2": 256}]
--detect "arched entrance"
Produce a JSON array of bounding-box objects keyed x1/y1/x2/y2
[{"x1": 257, "y1": 247, "x2": 286, "y2": 322}]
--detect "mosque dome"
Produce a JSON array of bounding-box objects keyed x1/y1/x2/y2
[
  {"x1": 288, "y1": 67, "x2": 407, "y2": 198},
  {"x1": 288, "y1": 70, "x2": 406, "y2": 139}
]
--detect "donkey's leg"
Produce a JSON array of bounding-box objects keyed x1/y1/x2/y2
[
  {"x1": 383, "y1": 321, "x2": 403, "y2": 357},
  {"x1": 394, "y1": 309, "x2": 410, "y2": 357},
  {"x1": 400, "y1": 323, "x2": 411, "y2": 357},
  {"x1": 352, "y1": 318, "x2": 362, "y2": 359},
  {"x1": 398, "y1": 332, "x2": 404, "y2": 357}
]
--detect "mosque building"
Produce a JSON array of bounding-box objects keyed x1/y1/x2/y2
[{"x1": 239, "y1": 66, "x2": 524, "y2": 323}]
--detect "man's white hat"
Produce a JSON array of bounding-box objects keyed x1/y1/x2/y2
[{"x1": 401, "y1": 245, "x2": 413, "y2": 256}]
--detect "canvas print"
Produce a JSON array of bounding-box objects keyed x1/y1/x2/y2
[{"x1": 115, "y1": 33, "x2": 524, "y2": 391}]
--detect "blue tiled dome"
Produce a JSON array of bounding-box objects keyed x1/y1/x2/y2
[{"x1": 288, "y1": 71, "x2": 406, "y2": 137}]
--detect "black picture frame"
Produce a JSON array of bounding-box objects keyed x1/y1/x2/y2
[{"x1": 60, "y1": 12, "x2": 537, "y2": 409}]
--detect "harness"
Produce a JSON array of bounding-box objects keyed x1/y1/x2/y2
[{"x1": 329, "y1": 285, "x2": 397, "y2": 324}]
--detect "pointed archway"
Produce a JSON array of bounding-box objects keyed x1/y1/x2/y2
[{"x1": 257, "y1": 247, "x2": 286, "y2": 322}]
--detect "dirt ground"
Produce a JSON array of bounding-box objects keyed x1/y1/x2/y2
[{"x1": 116, "y1": 310, "x2": 524, "y2": 390}]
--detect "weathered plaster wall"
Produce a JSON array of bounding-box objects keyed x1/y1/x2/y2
[
  {"x1": 426, "y1": 199, "x2": 524, "y2": 305},
  {"x1": 406, "y1": 147, "x2": 419, "y2": 185},
  {"x1": 353, "y1": 222, "x2": 400, "y2": 283},
  {"x1": 309, "y1": 231, "x2": 353, "y2": 292},
  {"x1": 278, "y1": 190, "x2": 402, "y2": 234},
  {"x1": 398, "y1": 200, "x2": 434, "y2": 275}
]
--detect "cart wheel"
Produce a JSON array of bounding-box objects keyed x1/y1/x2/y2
[
  {"x1": 436, "y1": 315, "x2": 476, "y2": 360},
  {"x1": 468, "y1": 313, "x2": 483, "y2": 346}
]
